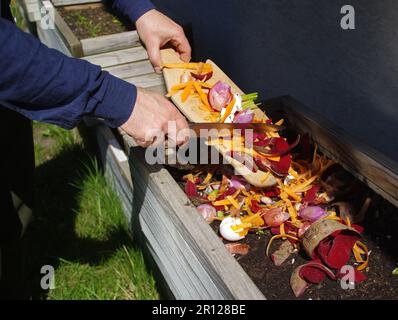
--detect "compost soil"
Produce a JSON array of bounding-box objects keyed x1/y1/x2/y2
[
  {"x1": 57, "y1": 6, "x2": 133, "y2": 40},
  {"x1": 237, "y1": 196, "x2": 398, "y2": 300},
  {"x1": 170, "y1": 165, "x2": 398, "y2": 300}
]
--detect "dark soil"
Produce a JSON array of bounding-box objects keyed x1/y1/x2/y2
[
  {"x1": 57, "y1": 5, "x2": 133, "y2": 40},
  {"x1": 236, "y1": 197, "x2": 398, "y2": 300}
]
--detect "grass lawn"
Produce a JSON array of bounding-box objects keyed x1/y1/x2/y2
[{"x1": 24, "y1": 122, "x2": 159, "y2": 299}]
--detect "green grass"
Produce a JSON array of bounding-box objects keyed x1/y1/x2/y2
[{"x1": 26, "y1": 122, "x2": 159, "y2": 300}]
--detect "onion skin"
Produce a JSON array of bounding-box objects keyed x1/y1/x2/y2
[
  {"x1": 298, "y1": 206, "x2": 328, "y2": 222},
  {"x1": 229, "y1": 176, "x2": 249, "y2": 190},
  {"x1": 191, "y1": 71, "x2": 213, "y2": 81},
  {"x1": 261, "y1": 207, "x2": 290, "y2": 227},
  {"x1": 233, "y1": 109, "x2": 255, "y2": 123},
  {"x1": 208, "y1": 81, "x2": 232, "y2": 111},
  {"x1": 197, "y1": 204, "x2": 216, "y2": 223}
]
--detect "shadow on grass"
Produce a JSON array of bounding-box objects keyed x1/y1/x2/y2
[{"x1": 23, "y1": 144, "x2": 142, "y2": 299}]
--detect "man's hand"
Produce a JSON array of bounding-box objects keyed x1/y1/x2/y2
[
  {"x1": 121, "y1": 88, "x2": 190, "y2": 148},
  {"x1": 136, "y1": 9, "x2": 191, "y2": 73}
]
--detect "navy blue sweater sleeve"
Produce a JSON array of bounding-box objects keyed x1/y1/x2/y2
[
  {"x1": 0, "y1": 18, "x2": 137, "y2": 129},
  {"x1": 112, "y1": 0, "x2": 155, "y2": 22}
]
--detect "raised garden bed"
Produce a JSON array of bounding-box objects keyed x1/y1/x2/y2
[
  {"x1": 57, "y1": 3, "x2": 132, "y2": 40},
  {"x1": 36, "y1": 0, "x2": 140, "y2": 57},
  {"x1": 97, "y1": 95, "x2": 397, "y2": 300}
]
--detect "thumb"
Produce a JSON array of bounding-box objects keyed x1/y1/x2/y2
[{"x1": 146, "y1": 41, "x2": 162, "y2": 73}]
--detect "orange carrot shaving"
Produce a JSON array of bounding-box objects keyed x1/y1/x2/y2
[
  {"x1": 227, "y1": 196, "x2": 241, "y2": 210},
  {"x1": 163, "y1": 62, "x2": 213, "y2": 71},
  {"x1": 193, "y1": 82, "x2": 210, "y2": 109},
  {"x1": 219, "y1": 98, "x2": 236, "y2": 123},
  {"x1": 181, "y1": 82, "x2": 193, "y2": 102},
  {"x1": 353, "y1": 241, "x2": 369, "y2": 271}
]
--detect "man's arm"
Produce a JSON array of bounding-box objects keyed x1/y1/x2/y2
[
  {"x1": 111, "y1": 0, "x2": 155, "y2": 22},
  {"x1": 0, "y1": 18, "x2": 136, "y2": 129}
]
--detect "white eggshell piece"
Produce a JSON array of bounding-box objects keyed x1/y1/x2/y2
[{"x1": 219, "y1": 216, "x2": 245, "y2": 241}]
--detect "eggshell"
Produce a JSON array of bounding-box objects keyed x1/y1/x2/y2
[{"x1": 219, "y1": 217, "x2": 245, "y2": 241}]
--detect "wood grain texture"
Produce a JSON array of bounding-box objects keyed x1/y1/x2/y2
[
  {"x1": 104, "y1": 60, "x2": 155, "y2": 79},
  {"x1": 124, "y1": 73, "x2": 164, "y2": 88},
  {"x1": 82, "y1": 46, "x2": 148, "y2": 68},
  {"x1": 51, "y1": 0, "x2": 100, "y2": 6},
  {"x1": 81, "y1": 31, "x2": 140, "y2": 56},
  {"x1": 160, "y1": 48, "x2": 277, "y2": 188},
  {"x1": 279, "y1": 96, "x2": 398, "y2": 208},
  {"x1": 61, "y1": 2, "x2": 103, "y2": 10}
]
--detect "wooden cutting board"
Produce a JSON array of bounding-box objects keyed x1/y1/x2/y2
[{"x1": 160, "y1": 48, "x2": 277, "y2": 187}]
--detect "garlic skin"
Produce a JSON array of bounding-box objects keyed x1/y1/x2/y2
[
  {"x1": 219, "y1": 217, "x2": 245, "y2": 241},
  {"x1": 261, "y1": 196, "x2": 273, "y2": 205}
]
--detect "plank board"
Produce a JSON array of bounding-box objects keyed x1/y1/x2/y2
[
  {"x1": 51, "y1": 0, "x2": 100, "y2": 6},
  {"x1": 104, "y1": 60, "x2": 155, "y2": 79},
  {"x1": 81, "y1": 31, "x2": 141, "y2": 56},
  {"x1": 124, "y1": 73, "x2": 164, "y2": 89},
  {"x1": 82, "y1": 46, "x2": 148, "y2": 68},
  {"x1": 160, "y1": 48, "x2": 277, "y2": 188}
]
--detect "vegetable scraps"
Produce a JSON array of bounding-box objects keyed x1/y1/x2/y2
[{"x1": 166, "y1": 59, "x2": 370, "y2": 297}]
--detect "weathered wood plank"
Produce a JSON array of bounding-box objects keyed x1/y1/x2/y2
[
  {"x1": 61, "y1": 2, "x2": 103, "y2": 10},
  {"x1": 82, "y1": 46, "x2": 148, "y2": 68},
  {"x1": 51, "y1": 0, "x2": 100, "y2": 6},
  {"x1": 124, "y1": 73, "x2": 164, "y2": 88},
  {"x1": 81, "y1": 31, "x2": 140, "y2": 56},
  {"x1": 104, "y1": 60, "x2": 155, "y2": 79},
  {"x1": 279, "y1": 96, "x2": 398, "y2": 208}
]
